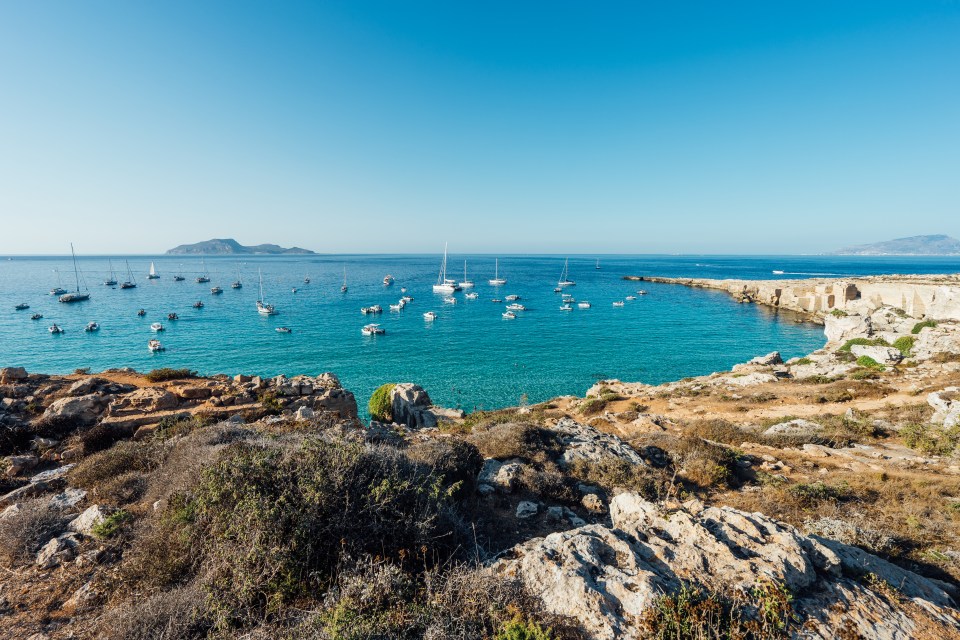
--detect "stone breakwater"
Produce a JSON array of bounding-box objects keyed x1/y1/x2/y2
[{"x1": 628, "y1": 273, "x2": 960, "y2": 323}]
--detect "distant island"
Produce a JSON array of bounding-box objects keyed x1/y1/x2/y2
[
  {"x1": 166, "y1": 238, "x2": 315, "y2": 255},
  {"x1": 832, "y1": 234, "x2": 960, "y2": 256}
]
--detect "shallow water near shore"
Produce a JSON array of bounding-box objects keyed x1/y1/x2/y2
[{"x1": 1, "y1": 254, "x2": 957, "y2": 415}]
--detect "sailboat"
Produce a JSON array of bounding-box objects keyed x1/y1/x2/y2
[
  {"x1": 256, "y1": 269, "x2": 277, "y2": 315},
  {"x1": 103, "y1": 260, "x2": 118, "y2": 286},
  {"x1": 595, "y1": 258, "x2": 600, "y2": 270},
  {"x1": 59, "y1": 244, "x2": 91, "y2": 303},
  {"x1": 49, "y1": 269, "x2": 68, "y2": 296},
  {"x1": 432, "y1": 243, "x2": 461, "y2": 293},
  {"x1": 488, "y1": 258, "x2": 507, "y2": 286},
  {"x1": 196, "y1": 258, "x2": 210, "y2": 283},
  {"x1": 557, "y1": 258, "x2": 576, "y2": 287},
  {"x1": 173, "y1": 264, "x2": 185, "y2": 281},
  {"x1": 231, "y1": 263, "x2": 243, "y2": 289},
  {"x1": 340, "y1": 266, "x2": 348, "y2": 293},
  {"x1": 120, "y1": 260, "x2": 137, "y2": 289},
  {"x1": 458, "y1": 260, "x2": 474, "y2": 289},
  {"x1": 147, "y1": 262, "x2": 160, "y2": 279}
]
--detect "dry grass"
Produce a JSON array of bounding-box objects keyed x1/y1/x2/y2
[{"x1": 0, "y1": 497, "x2": 68, "y2": 567}]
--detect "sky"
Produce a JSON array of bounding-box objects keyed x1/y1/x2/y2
[{"x1": 0, "y1": 1, "x2": 957, "y2": 255}]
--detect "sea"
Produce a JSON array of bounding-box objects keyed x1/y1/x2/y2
[{"x1": 2, "y1": 254, "x2": 957, "y2": 417}]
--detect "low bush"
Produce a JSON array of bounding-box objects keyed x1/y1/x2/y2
[
  {"x1": 789, "y1": 481, "x2": 850, "y2": 507},
  {"x1": 406, "y1": 439, "x2": 483, "y2": 501},
  {"x1": 145, "y1": 368, "x2": 197, "y2": 383},
  {"x1": 568, "y1": 455, "x2": 665, "y2": 498},
  {"x1": 369, "y1": 383, "x2": 396, "y2": 421},
  {"x1": 829, "y1": 309, "x2": 848, "y2": 317},
  {"x1": 850, "y1": 367, "x2": 881, "y2": 381},
  {"x1": 674, "y1": 437, "x2": 740, "y2": 489},
  {"x1": 496, "y1": 616, "x2": 553, "y2": 640},
  {"x1": 0, "y1": 498, "x2": 67, "y2": 566},
  {"x1": 469, "y1": 422, "x2": 563, "y2": 464},
  {"x1": 912, "y1": 320, "x2": 938, "y2": 334},
  {"x1": 793, "y1": 357, "x2": 813, "y2": 365},
  {"x1": 69, "y1": 440, "x2": 165, "y2": 491},
  {"x1": 893, "y1": 336, "x2": 915, "y2": 357},
  {"x1": 100, "y1": 584, "x2": 210, "y2": 640},
  {"x1": 839, "y1": 337, "x2": 890, "y2": 352},
  {"x1": 92, "y1": 509, "x2": 132, "y2": 539},
  {"x1": 901, "y1": 423, "x2": 960, "y2": 456},
  {"x1": 855, "y1": 355, "x2": 885, "y2": 371},
  {"x1": 80, "y1": 423, "x2": 123, "y2": 453}
]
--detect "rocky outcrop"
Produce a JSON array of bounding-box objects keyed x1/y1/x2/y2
[
  {"x1": 389, "y1": 383, "x2": 463, "y2": 428},
  {"x1": 495, "y1": 493, "x2": 960, "y2": 639},
  {"x1": 41, "y1": 394, "x2": 110, "y2": 426},
  {"x1": 0, "y1": 367, "x2": 28, "y2": 384},
  {"x1": 551, "y1": 417, "x2": 645, "y2": 467},
  {"x1": 929, "y1": 388, "x2": 960, "y2": 429}
]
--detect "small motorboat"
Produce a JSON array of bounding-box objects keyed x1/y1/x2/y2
[
  {"x1": 423, "y1": 311, "x2": 437, "y2": 321},
  {"x1": 85, "y1": 322, "x2": 100, "y2": 332},
  {"x1": 291, "y1": 287, "x2": 298, "y2": 294},
  {"x1": 14, "y1": 303, "x2": 29, "y2": 310},
  {"x1": 303, "y1": 275, "x2": 311, "y2": 284},
  {"x1": 625, "y1": 295, "x2": 637, "y2": 301},
  {"x1": 553, "y1": 287, "x2": 562, "y2": 293},
  {"x1": 506, "y1": 303, "x2": 525, "y2": 311},
  {"x1": 401, "y1": 296, "x2": 413, "y2": 302},
  {"x1": 49, "y1": 324, "x2": 64, "y2": 334},
  {"x1": 173, "y1": 275, "x2": 185, "y2": 282},
  {"x1": 276, "y1": 327, "x2": 292, "y2": 333},
  {"x1": 400, "y1": 287, "x2": 407, "y2": 293},
  {"x1": 443, "y1": 297, "x2": 457, "y2": 305},
  {"x1": 193, "y1": 301, "x2": 204, "y2": 309},
  {"x1": 502, "y1": 311, "x2": 516, "y2": 319},
  {"x1": 137, "y1": 309, "x2": 146, "y2": 317},
  {"x1": 578, "y1": 302, "x2": 591, "y2": 309},
  {"x1": 465, "y1": 292, "x2": 479, "y2": 299},
  {"x1": 491, "y1": 298, "x2": 503, "y2": 303},
  {"x1": 389, "y1": 303, "x2": 403, "y2": 312},
  {"x1": 361, "y1": 323, "x2": 385, "y2": 336},
  {"x1": 560, "y1": 304, "x2": 573, "y2": 311},
  {"x1": 383, "y1": 274, "x2": 394, "y2": 286},
  {"x1": 148, "y1": 339, "x2": 164, "y2": 352},
  {"x1": 31, "y1": 313, "x2": 43, "y2": 320},
  {"x1": 361, "y1": 305, "x2": 383, "y2": 315},
  {"x1": 505, "y1": 294, "x2": 521, "y2": 301},
  {"x1": 211, "y1": 286, "x2": 223, "y2": 295},
  {"x1": 196, "y1": 275, "x2": 210, "y2": 284},
  {"x1": 613, "y1": 301, "x2": 625, "y2": 307},
  {"x1": 50, "y1": 287, "x2": 67, "y2": 296},
  {"x1": 772, "y1": 270, "x2": 785, "y2": 275},
  {"x1": 231, "y1": 281, "x2": 242, "y2": 289},
  {"x1": 167, "y1": 313, "x2": 179, "y2": 321},
  {"x1": 636, "y1": 290, "x2": 648, "y2": 295},
  {"x1": 150, "y1": 322, "x2": 164, "y2": 332}
]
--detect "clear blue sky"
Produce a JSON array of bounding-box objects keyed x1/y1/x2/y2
[{"x1": 0, "y1": 1, "x2": 957, "y2": 254}]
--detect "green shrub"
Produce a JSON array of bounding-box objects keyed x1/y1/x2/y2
[
  {"x1": 369, "y1": 383, "x2": 396, "y2": 422},
  {"x1": 69, "y1": 440, "x2": 164, "y2": 490},
  {"x1": 257, "y1": 390, "x2": 283, "y2": 415},
  {"x1": 901, "y1": 423, "x2": 960, "y2": 456},
  {"x1": 91, "y1": 510, "x2": 131, "y2": 539},
  {"x1": 855, "y1": 356, "x2": 885, "y2": 371},
  {"x1": 839, "y1": 338, "x2": 889, "y2": 353},
  {"x1": 793, "y1": 357, "x2": 813, "y2": 365},
  {"x1": 829, "y1": 309, "x2": 848, "y2": 317},
  {"x1": 789, "y1": 481, "x2": 849, "y2": 506},
  {"x1": 496, "y1": 616, "x2": 553, "y2": 640},
  {"x1": 912, "y1": 320, "x2": 937, "y2": 334},
  {"x1": 145, "y1": 368, "x2": 197, "y2": 383},
  {"x1": 850, "y1": 368, "x2": 880, "y2": 381},
  {"x1": 892, "y1": 336, "x2": 915, "y2": 357}
]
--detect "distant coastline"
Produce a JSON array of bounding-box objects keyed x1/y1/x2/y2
[{"x1": 166, "y1": 238, "x2": 315, "y2": 255}]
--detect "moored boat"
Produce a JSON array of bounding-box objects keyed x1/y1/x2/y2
[
  {"x1": 148, "y1": 339, "x2": 164, "y2": 352},
  {"x1": 361, "y1": 305, "x2": 383, "y2": 314},
  {"x1": 578, "y1": 301, "x2": 591, "y2": 309},
  {"x1": 505, "y1": 294, "x2": 520, "y2": 301},
  {"x1": 443, "y1": 296, "x2": 457, "y2": 304},
  {"x1": 104, "y1": 259, "x2": 118, "y2": 286},
  {"x1": 14, "y1": 303, "x2": 29, "y2": 310},
  {"x1": 560, "y1": 304, "x2": 573, "y2": 311},
  {"x1": 31, "y1": 313, "x2": 43, "y2": 320},
  {"x1": 150, "y1": 322, "x2": 164, "y2": 332},
  {"x1": 433, "y1": 243, "x2": 461, "y2": 293},
  {"x1": 211, "y1": 286, "x2": 223, "y2": 295},
  {"x1": 59, "y1": 244, "x2": 91, "y2": 303},
  {"x1": 147, "y1": 262, "x2": 160, "y2": 279},
  {"x1": 276, "y1": 326, "x2": 292, "y2": 333},
  {"x1": 383, "y1": 274, "x2": 394, "y2": 286},
  {"x1": 557, "y1": 257, "x2": 575, "y2": 287},
  {"x1": 423, "y1": 311, "x2": 436, "y2": 321},
  {"x1": 167, "y1": 313, "x2": 179, "y2": 320},
  {"x1": 465, "y1": 292, "x2": 479, "y2": 299},
  {"x1": 502, "y1": 311, "x2": 516, "y2": 319},
  {"x1": 193, "y1": 301, "x2": 204, "y2": 309},
  {"x1": 137, "y1": 308, "x2": 146, "y2": 316},
  {"x1": 612, "y1": 301, "x2": 625, "y2": 307},
  {"x1": 489, "y1": 258, "x2": 507, "y2": 286},
  {"x1": 85, "y1": 322, "x2": 100, "y2": 332},
  {"x1": 506, "y1": 303, "x2": 525, "y2": 311},
  {"x1": 120, "y1": 260, "x2": 137, "y2": 289},
  {"x1": 49, "y1": 324, "x2": 64, "y2": 334},
  {"x1": 256, "y1": 269, "x2": 277, "y2": 315},
  {"x1": 50, "y1": 268, "x2": 68, "y2": 296},
  {"x1": 458, "y1": 261, "x2": 474, "y2": 289},
  {"x1": 361, "y1": 323, "x2": 385, "y2": 336}
]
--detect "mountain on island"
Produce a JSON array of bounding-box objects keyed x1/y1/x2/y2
[
  {"x1": 832, "y1": 234, "x2": 960, "y2": 256},
  {"x1": 166, "y1": 238, "x2": 315, "y2": 255}
]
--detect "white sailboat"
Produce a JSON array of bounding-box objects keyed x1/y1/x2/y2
[
  {"x1": 104, "y1": 259, "x2": 118, "y2": 286},
  {"x1": 173, "y1": 264, "x2": 185, "y2": 281},
  {"x1": 341, "y1": 266, "x2": 348, "y2": 293},
  {"x1": 557, "y1": 258, "x2": 576, "y2": 287},
  {"x1": 256, "y1": 269, "x2": 277, "y2": 315},
  {"x1": 120, "y1": 260, "x2": 137, "y2": 289},
  {"x1": 433, "y1": 243, "x2": 461, "y2": 293},
  {"x1": 595, "y1": 258, "x2": 600, "y2": 270},
  {"x1": 147, "y1": 261, "x2": 160, "y2": 279},
  {"x1": 458, "y1": 260, "x2": 474, "y2": 289},
  {"x1": 196, "y1": 258, "x2": 210, "y2": 283},
  {"x1": 59, "y1": 244, "x2": 91, "y2": 303},
  {"x1": 488, "y1": 258, "x2": 507, "y2": 286},
  {"x1": 231, "y1": 263, "x2": 243, "y2": 289}
]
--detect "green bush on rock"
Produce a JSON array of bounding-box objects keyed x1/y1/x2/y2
[{"x1": 369, "y1": 383, "x2": 396, "y2": 422}]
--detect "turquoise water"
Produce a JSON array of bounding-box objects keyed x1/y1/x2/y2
[{"x1": 1, "y1": 254, "x2": 956, "y2": 414}]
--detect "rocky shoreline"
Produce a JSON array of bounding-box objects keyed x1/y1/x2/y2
[{"x1": 3, "y1": 273, "x2": 960, "y2": 638}]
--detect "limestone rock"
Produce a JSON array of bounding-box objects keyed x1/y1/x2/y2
[
  {"x1": 495, "y1": 494, "x2": 960, "y2": 640},
  {"x1": 389, "y1": 383, "x2": 461, "y2": 428},
  {"x1": 41, "y1": 394, "x2": 108, "y2": 426},
  {"x1": 850, "y1": 344, "x2": 903, "y2": 365},
  {"x1": 478, "y1": 459, "x2": 523, "y2": 493},
  {"x1": 581, "y1": 493, "x2": 605, "y2": 513},
  {"x1": 295, "y1": 406, "x2": 315, "y2": 421},
  {"x1": 748, "y1": 351, "x2": 783, "y2": 366},
  {"x1": 69, "y1": 504, "x2": 107, "y2": 535},
  {"x1": 310, "y1": 387, "x2": 358, "y2": 420},
  {"x1": 36, "y1": 532, "x2": 81, "y2": 568},
  {"x1": 62, "y1": 581, "x2": 97, "y2": 613},
  {"x1": 516, "y1": 501, "x2": 539, "y2": 519},
  {"x1": 177, "y1": 386, "x2": 211, "y2": 400},
  {"x1": 5, "y1": 454, "x2": 39, "y2": 476},
  {"x1": 824, "y1": 313, "x2": 872, "y2": 343},
  {"x1": 552, "y1": 418, "x2": 645, "y2": 467},
  {"x1": 0, "y1": 367, "x2": 28, "y2": 384},
  {"x1": 929, "y1": 388, "x2": 960, "y2": 429},
  {"x1": 717, "y1": 372, "x2": 778, "y2": 387},
  {"x1": 49, "y1": 488, "x2": 87, "y2": 510},
  {"x1": 762, "y1": 418, "x2": 824, "y2": 439},
  {"x1": 114, "y1": 387, "x2": 179, "y2": 412}
]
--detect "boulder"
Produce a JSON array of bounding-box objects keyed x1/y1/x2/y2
[
  {"x1": 68, "y1": 504, "x2": 107, "y2": 535},
  {"x1": 67, "y1": 377, "x2": 105, "y2": 396},
  {"x1": 495, "y1": 494, "x2": 960, "y2": 639},
  {"x1": 112, "y1": 387, "x2": 179, "y2": 413},
  {"x1": 516, "y1": 501, "x2": 539, "y2": 519},
  {"x1": 177, "y1": 386, "x2": 211, "y2": 400},
  {"x1": 62, "y1": 581, "x2": 97, "y2": 614},
  {"x1": 478, "y1": 459, "x2": 523, "y2": 493},
  {"x1": 295, "y1": 406, "x2": 315, "y2": 421},
  {"x1": 824, "y1": 313, "x2": 872, "y2": 343},
  {"x1": 310, "y1": 388, "x2": 358, "y2": 420},
  {"x1": 552, "y1": 418, "x2": 645, "y2": 467},
  {"x1": 762, "y1": 418, "x2": 824, "y2": 439},
  {"x1": 5, "y1": 454, "x2": 39, "y2": 476},
  {"x1": 388, "y1": 383, "x2": 460, "y2": 428},
  {"x1": 850, "y1": 344, "x2": 903, "y2": 365},
  {"x1": 0, "y1": 367, "x2": 28, "y2": 384},
  {"x1": 747, "y1": 351, "x2": 783, "y2": 366},
  {"x1": 581, "y1": 493, "x2": 605, "y2": 513},
  {"x1": 234, "y1": 374, "x2": 252, "y2": 384},
  {"x1": 720, "y1": 372, "x2": 779, "y2": 387},
  {"x1": 50, "y1": 488, "x2": 87, "y2": 510},
  {"x1": 36, "y1": 532, "x2": 81, "y2": 568},
  {"x1": 928, "y1": 388, "x2": 960, "y2": 429},
  {"x1": 41, "y1": 394, "x2": 108, "y2": 426}
]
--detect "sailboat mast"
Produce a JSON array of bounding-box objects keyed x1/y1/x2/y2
[{"x1": 70, "y1": 243, "x2": 80, "y2": 291}]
